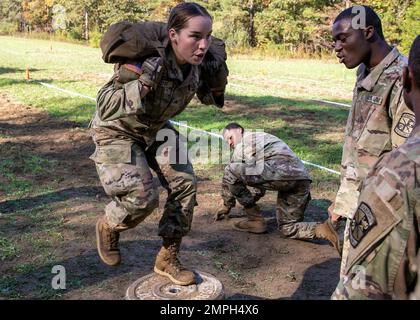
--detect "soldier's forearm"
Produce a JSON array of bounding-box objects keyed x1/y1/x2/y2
[{"x1": 333, "y1": 179, "x2": 362, "y2": 219}]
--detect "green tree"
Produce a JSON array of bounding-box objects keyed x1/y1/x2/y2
[
  {"x1": 400, "y1": 0, "x2": 420, "y2": 54},
  {"x1": 0, "y1": 0, "x2": 23, "y2": 33}
]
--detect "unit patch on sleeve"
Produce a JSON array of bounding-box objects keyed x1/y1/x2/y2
[
  {"x1": 349, "y1": 202, "x2": 377, "y2": 248},
  {"x1": 394, "y1": 112, "x2": 415, "y2": 138}
]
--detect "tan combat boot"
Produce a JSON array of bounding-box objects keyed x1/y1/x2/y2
[
  {"x1": 96, "y1": 216, "x2": 121, "y2": 266},
  {"x1": 214, "y1": 205, "x2": 232, "y2": 221},
  {"x1": 315, "y1": 219, "x2": 342, "y2": 256},
  {"x1": 233, "y1": 205, "x2": 267, "y2": 234},
  {"x1": 154, "y1": 237, "x2": 196, "y2": 286}
]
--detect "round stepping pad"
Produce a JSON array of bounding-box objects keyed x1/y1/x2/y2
[{"x1": 126, "y1": 270, "x2": 224, "y2": 300}]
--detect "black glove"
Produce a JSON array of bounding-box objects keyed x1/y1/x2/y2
[
  {"x1": 137, "y1": 57, "x2": 162, "y2": 89},
  {"x1": 197, "y1": 55, "x2": 228, "y2": 107},
  {"x1": 115, "y1": 57, "x2": 163, "y2": 90}
]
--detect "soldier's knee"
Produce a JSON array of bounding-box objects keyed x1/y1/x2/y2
[
  {"x1": 124, "y1": 187, "x2": 159, "y2": 216},
  {"x1": 140, "y1": 188, "x2": 159, "y2": 212}
]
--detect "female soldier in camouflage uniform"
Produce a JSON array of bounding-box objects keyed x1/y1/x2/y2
[{"x1": 90, "y1": 2, "x2": 227, "y2": 286}]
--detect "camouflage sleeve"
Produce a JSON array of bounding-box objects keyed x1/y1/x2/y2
[
  {"x1": 225, "y1": 141, "x2": 255, "y2": 183},
  {"x1": 388, "y1": 85, "x2": 415, "y2": 147},
  {"x1": 410, "y1": 188, "x2": 420, "y2": 299},
  {"x1": 230, "y1": 143, "x2": 245, "y2": 164},
  {"x1": 221, "y1": 166, "x2": 238, "y2": 206},
  {"x1": 410, "y1": 252, "x2": 420, "y2": 299},
  {"x1": 96, "y1": 75, "x2": 145, "y2": 122},
  {"x1": 332, "y1": 270, "x2": 388, "y2": 300},
  {"x1": 332, "y1": 177, "x2": 361, "y2": 219}
]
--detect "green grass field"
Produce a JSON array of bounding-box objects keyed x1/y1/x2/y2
[
  {"x1": 0, "y1": 35, "x2": 358, "y2": 204},
  {"x1": 0, "y1": 36, "x2": 360, "y2": 197},
  {"x1": 0, "y1": 35, "x2": 358, "y2": 299},
  {"x1": 0, "y1": 35, "x2": 355, "y2": 166}
]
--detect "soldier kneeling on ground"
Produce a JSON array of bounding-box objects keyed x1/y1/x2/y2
[{"x1": 214, "y1": 122, "x2": 341, "y2": 254}]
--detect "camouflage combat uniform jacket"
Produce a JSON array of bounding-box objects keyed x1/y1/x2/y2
[
  {"x1": 222, "y1": 132, "x2": 316, "y2": 239},
  {"x1": 90, "y1": 47, "x2": 200, "y2": 148},
  {"x1": 89, "y1": 47, "x2": 202, "y2": 236},
  {"x1": 333, "y1": 48, "x2": 415, "y2": 219},
  {"x1": 333, "y1": 129, "x2": 420, "y2": 299},
  {"x1": 223, "y1": 131, "x2": 310, "y2": 186}
]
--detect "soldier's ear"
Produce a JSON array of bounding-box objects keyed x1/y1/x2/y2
[
  {"x1": 364, "y1": 26, "x2": 375, "y2": 41},
  {"x1": 168, "y1": 28, "x2": 178, "y2": 45},
  {"x1": 402, "y1": 66, "x2": 412, "y2": 93}
]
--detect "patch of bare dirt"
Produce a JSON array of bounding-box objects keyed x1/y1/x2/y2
[{"x1": 0, "y1": 91, "x2": 340, "y2": 300}]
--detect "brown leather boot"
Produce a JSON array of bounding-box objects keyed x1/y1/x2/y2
[
  {"x1": 214, "y1": 205, "x2": 232, "y2": 221},
  {"x1": 154, "y1": 237, "x2": 196, "y2": 286},
  {"x1": 233, "y1": 205, "x2": 267, "y2": 234},
  {"x1": 96, "y1": 216, "x2": 121, "y2": 266},
  {"x1": 315, "y1": 219, "x2": 342, "y2": 256}
]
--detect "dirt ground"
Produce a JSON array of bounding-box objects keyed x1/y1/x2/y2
[{"x1": 0, "y1": 91, "x2": 340, "y2": 300}]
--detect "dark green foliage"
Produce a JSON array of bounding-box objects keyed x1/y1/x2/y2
[{"x1": 0, "y1": 0, "x2": 417, "y2": 56}]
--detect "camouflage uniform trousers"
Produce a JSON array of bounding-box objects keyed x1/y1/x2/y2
[
  {"x1": 222, "y1": 165, "x2": 316, "y2": 240},
  {"x1": 92, "y1": 129, "x2": 197, "y2": 238}
]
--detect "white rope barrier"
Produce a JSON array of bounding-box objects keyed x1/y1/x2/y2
[{"x1": 37, "y1": 81, "x2": 341, "y2": 176}]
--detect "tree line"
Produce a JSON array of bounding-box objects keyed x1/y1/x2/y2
[{"x1": 0, "y1": 0, "x2": 418, "y2": 56}]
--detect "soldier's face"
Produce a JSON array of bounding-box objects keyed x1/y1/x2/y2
[
  {"x1": 223, "y1": 128, "x2": 243, "y2": 149},
  {"x1": 332, "y1": 18, "x2": 370, "y2": 69},
  {"x1": 169, "y1": 15, "x2": 213, "y2": 66}
]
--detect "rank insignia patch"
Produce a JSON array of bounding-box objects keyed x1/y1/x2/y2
[
  {"x1": 349, "y1": 202, "x2": 377, "y2": 248},
  {"x1": 366, "y1": 95, "x2": 383, "y2": 105},
  {"x1": 394, "y1": 113, "x2": 415, "y2": 138}
]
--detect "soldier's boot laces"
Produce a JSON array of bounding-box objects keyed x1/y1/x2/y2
[
  {"x1": 96, "y1": 216, "x2": 121, "y2": 266},
  {"x1": 154, "y1": 237, "x2": 196, "y2": 286},
  {"x1": 315, "y1": 219, "x2": 342, "y2": 256},
  {"x1": 234, "y1": 205, "x2": 267, "y2": 234}
]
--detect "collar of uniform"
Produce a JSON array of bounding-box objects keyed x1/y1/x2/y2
[
  {"x1": 163, "y1": 46, "x2": 186, "y2": 82},
  {"x1": 357, "y1": 47, "x2": 400, "y2": 91},
  {"x1": 155, "y1": 37, "x2": 169, "y2": 58}
]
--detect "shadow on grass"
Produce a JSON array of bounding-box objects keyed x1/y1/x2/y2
[
  {"x1": 0, "y1": 186, "x2": 105, "y2": 214},
  {"x1": 0, "y1": 239, "x2": 162, "y2": 299},
  {"x1": 290, "y1": 258, "x2": 340, "y2": 299},
  {"x1": 0, "y1": 67, "x2": 44, "y2": 76},
  {"x1": 183, "y1": 93, "x2": 348, "y2": 126},
  {"x1": 0, "y1": 196, "x2": 339, "y2": 299},
  {"x1": 0, "y1": 97, "x2": 93, "y2": 134},
  {"x1": 0, "y1": 78, "x2": 51, "y2": 88}
]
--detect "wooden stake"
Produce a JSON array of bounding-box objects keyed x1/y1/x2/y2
[{"x1": 25, "y1": 67, "x2": 31, "y2": 80}]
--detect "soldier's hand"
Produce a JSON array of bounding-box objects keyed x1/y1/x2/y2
[
  {"x1": 214, "y1": 205, "x2": 232, "y2": 222},
  {"x1": 328, "y1": 202, "x2": 343, "y2": 228},
  {"x1": 115, "y1": 57, "x2": 162, "y2": 92},
  {"x1": 140, "y1": 85, "x2": 151, "y2": 98},
  {"x1": 198, "y1": 59, "x2": 228, "y2": 107},
  {"x1": 138, "y1": 57, "x2": 162, "y2": 89}
]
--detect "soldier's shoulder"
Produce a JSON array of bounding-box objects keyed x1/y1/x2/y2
[
  {"x1": 398, "y1": 134, "x2": 420, "y2": 165},
  {"x1": 372, "y1": 136, "x2": 419, "y2": 185},
  {"x1": 383, "y1": 52, "x2": 407, "y2": 82}
]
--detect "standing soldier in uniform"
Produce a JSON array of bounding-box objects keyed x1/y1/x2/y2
[
  {"x1": 327, "y1": 5, "x2": 415, "y2": 276},
  {"x1": 214, "y1": 123, "x2": 341, "y2": 250},
  {"x1": 90, "y1": 2, "x2": 228, "y2": 286},
  {"x1": 332, "y1": 35, "x2": 420, "y2": 300}
]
